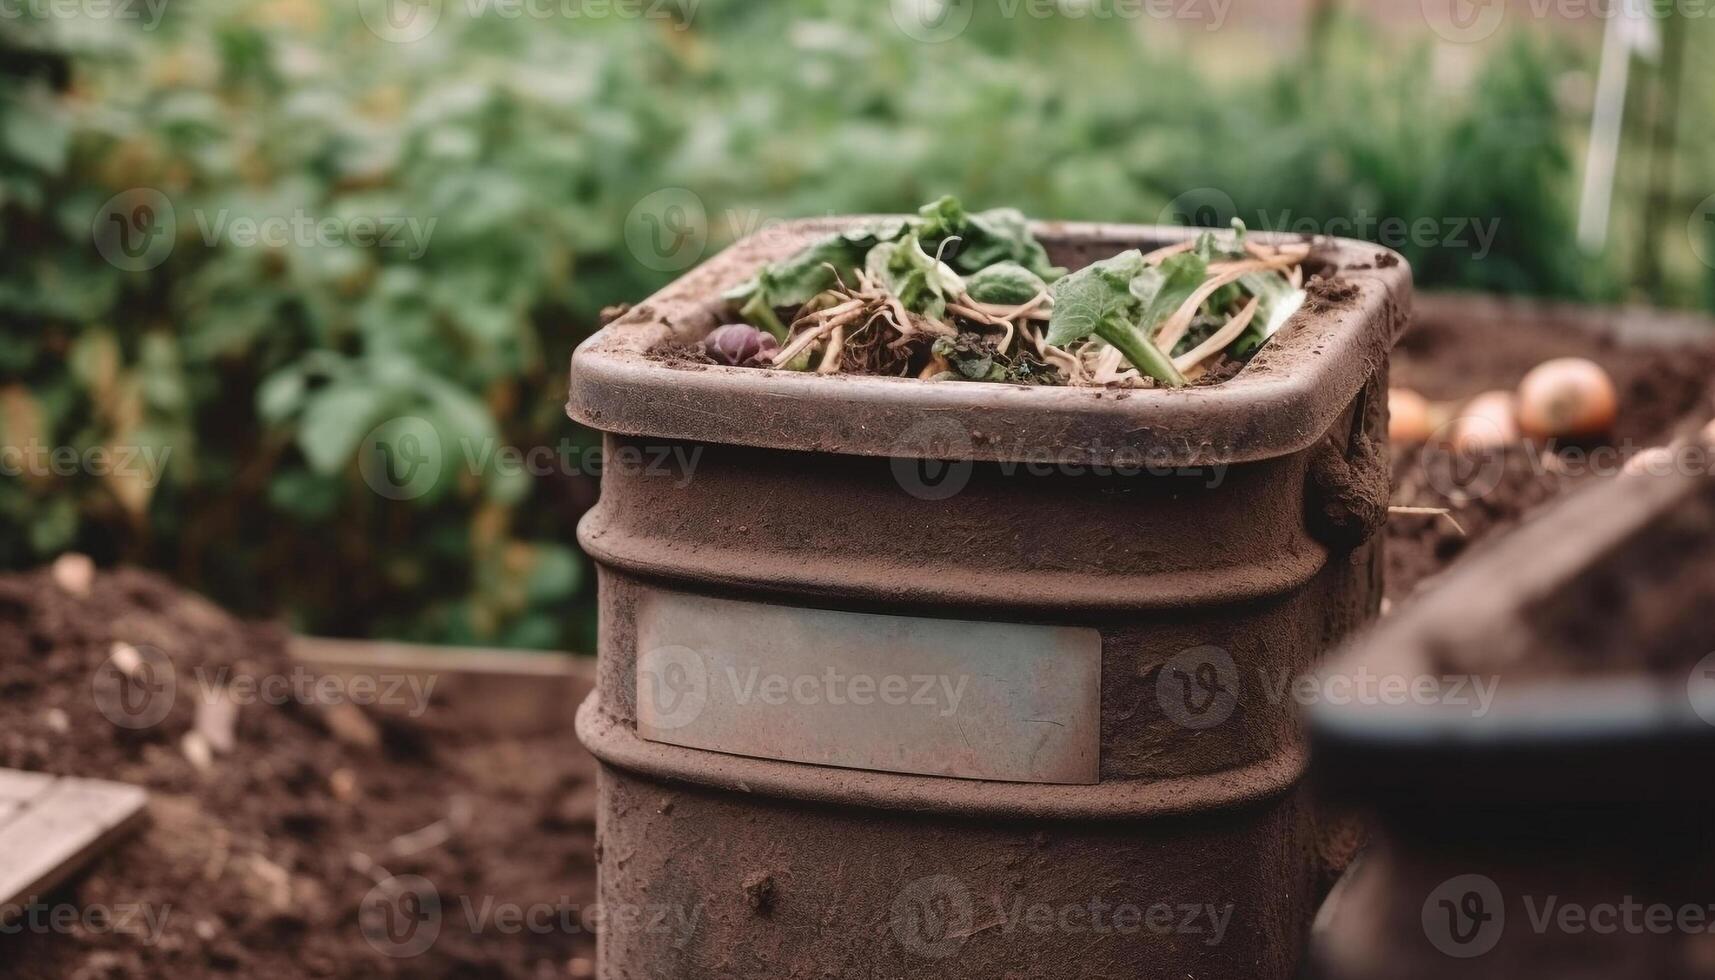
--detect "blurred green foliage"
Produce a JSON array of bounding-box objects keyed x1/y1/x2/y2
[{"x1": 0, "y1": 1, "x2": 1706, "y2": 648}]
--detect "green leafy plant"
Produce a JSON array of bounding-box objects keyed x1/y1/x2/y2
[
  {"x1": 721, "y1": 202, "x2": 1303, "y2": 388},
  {"x1": 1047, "y1": 250, "x2": 1185, "y2": 387},
  {"x1": 1, "y1": 2, "x2": 1698, "y2": 650}
]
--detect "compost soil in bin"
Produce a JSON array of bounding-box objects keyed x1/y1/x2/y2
[
  {"x1": 1384, "y1": 300, "x2": 1715, "y2": 602},
  {"x1": 0, "y1": 567, "x2": 597, "y2": 979}
]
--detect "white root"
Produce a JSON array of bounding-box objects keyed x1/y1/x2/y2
[
  {"x1": 1154, "y1": 260, "x2": 1281, "y2": 353},
  {"x1": 1172, "y1": 296, "x2": 1261, "y2": 374},
  {"x1": 1245, "y1": 240, "x2": 1313, "y2": 264},
  {"x1": 945, "y1": 303, "x2": 1008, "y2": 327},
  {"x1": 960, "y1": 290, "x2": 1052, "y2": 322},
  {"x1": 1388, "y1": 506, "x2": 1468, "y2": 536},
  {"x1": 817, "y1": 325, "x2": 845, "y2": 373},
  {"x1": 1140, "y1": 239, "x2": 1197, "y2": 265},
  {"x1": 774, "y1": 308, "x2": 860, "y2": 365}
]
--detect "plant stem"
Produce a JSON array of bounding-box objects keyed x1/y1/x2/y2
[
  {"x1": 740, "y1": 294, "x2": 789, "y2": 340},
  {"x1": 1094, "y1": 314, "x2": 1186, "y2": 388}
]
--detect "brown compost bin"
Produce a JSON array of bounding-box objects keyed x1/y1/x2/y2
[
  {"x1": 567, "y1": 218, "x2": 1412, "y2": 978},
  {"x1": 1307, "y1": 426, "x2": 1715, "y2": 980}
]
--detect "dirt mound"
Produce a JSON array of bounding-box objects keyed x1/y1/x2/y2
[
  {"x1": 0, "y1": 566, "x2": 596, "y2": 979},
  {"x1": 1384, "y1": 299, "x2": 1715, "y2": 601}
]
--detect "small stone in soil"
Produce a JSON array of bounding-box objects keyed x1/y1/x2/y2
[
  {"x1": 51, "y1": 553, "x2": 95, "y2": 597},
  {"x1": 181, "y1": 731, "x2": 215, "y2": 772},
  {"x1": 320, "y1": 703, "x2": 381, "y2": 750}
]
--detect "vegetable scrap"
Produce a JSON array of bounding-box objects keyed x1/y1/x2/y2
[{"x1": 709, "y1": 197, "x2": 1311, "y2": 387}]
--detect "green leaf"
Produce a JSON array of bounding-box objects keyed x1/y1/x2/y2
[
  {"x1": 2, "y1": 105, "x2": 70, "y2": 176},
  {"x1": 931, "y1": 335, "x2": 1005, "y2": 382},
  {"x1": 298, "y1": 385, "x2": 387, "y2": 475},
  {"x1": 955, "y1": 207, "x2": 1065, "y2": 280},
  {"x1": 1129, "y1": 251, "x2": 1207, "y2": 336},
  {"x1": 914, "y1": 195, "x2": 968, "y2": 240},
  {"x1": 965, "y1": 262, "x2": 1047, "y2": 306},
  {"x1": 1046, "y1": 250, "x2": 1145, "y2": 347},
  {"x1": 909, "y1": 197, "x2": 1062, "y2": 281},
  {"x1": 865, "y1": 232, "x2": 964, "y2": 321},
  {"x1": 724, "y1": 224, "x2": 908, "y2": 335},
  {"x1": 1047, "y1": 251, "x2": 1184, "y2": 387},
  {"x1": 257, "y1": 369, "x2": 307, "y2": 425},
  {"x1": 1233, "y1": 272, "x2": 1306, "y2": 357}
]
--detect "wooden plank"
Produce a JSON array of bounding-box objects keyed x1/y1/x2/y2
[
  {"x1": 0, "y1": 769, "x2": 55, "y2": 806},
  {"x1": 288, "y1": 636, "x2": 595, "y2": 737},
  {"x1": 0, "y1": 772, "x2": 148, "y2": 910}
]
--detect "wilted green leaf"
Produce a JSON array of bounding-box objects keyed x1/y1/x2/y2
[
  {"x1": 1129, "y1": 252, "x2": 1207, "y2": 336},
  {"x1": 965, "y1": 262, "x2": 1046, "y2": 306},
  {"x1": 865, "y1": 232, "x2": 964, "y2": 320}
]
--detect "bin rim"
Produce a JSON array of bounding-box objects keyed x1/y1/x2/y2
[{"x1": 568, "y1": 217, "x2": 1412, "y2": 467}]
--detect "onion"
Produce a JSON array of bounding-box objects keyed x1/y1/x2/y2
[
  {"x1": 703, "y1": 324, "x2": 779, "y2": 367},
  {"x1": 1450, "y1": 391, "x2": 1519, "y2": 453},
  {"x1": 1515, "y1": 357, "x2": 1618, "y2": 439},
  {"x1": 1388, "y1": 388, "x2": 1433, "y2": 445}
]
